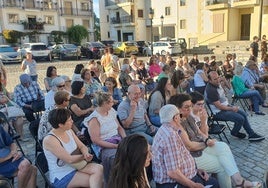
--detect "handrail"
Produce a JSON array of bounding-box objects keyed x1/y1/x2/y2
[{"x1": 198, "y1": 33, "x2": 225, "y2": 45}]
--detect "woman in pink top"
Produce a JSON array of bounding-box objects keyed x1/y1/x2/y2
[{"x1": 148, "y1": 57, "x2": 161, "y2": 79}]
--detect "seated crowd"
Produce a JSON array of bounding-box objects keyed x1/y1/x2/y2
[{"x1": 1, "y1": 50, "x2": 267, "y2": 188}]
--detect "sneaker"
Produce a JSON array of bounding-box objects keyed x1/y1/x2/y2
[
  {"x1": 248, "y1": 133, "x2": 265, "y2": 142},
  {"x1": 231, "y1": 132, "x2": 247, "y2": 139},
  {"x1": 255, "y1": 111, "x2": 266, "y2": 115}
]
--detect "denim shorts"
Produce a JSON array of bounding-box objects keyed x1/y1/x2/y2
[
  {"x1": 52, "y1": 170, "x2": 76, "y2": 188},
  {"x1": 0, "y1": 157, "x2": 24, "y2": 178}
]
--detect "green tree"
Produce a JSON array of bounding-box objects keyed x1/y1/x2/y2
[
  {"x1": 67, "y1": 25, "x2": 88, "y2": 45},
  {"x1": 51, "y1": 30, "x2": 66, "y2": 44},
  {"x1": 2, "y1": 30, "x2": 23, "y2": 44},
  {"x1": 94, "y1": 13, "x2": 101, "y2": 41}
]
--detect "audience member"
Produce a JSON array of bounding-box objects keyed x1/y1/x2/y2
[
  {"x1": 84, "y1": 92, "x2": 126, "y2": 185},
  {"x1": 148, "y1": 56, "x2": 161, "y2": 80},
  {"x1": 158, "y1": 55, "x2": 166, "y2": 68},
  {"x1": 14, "y1": 74, "x2": 44, "y2": 122},
  {"x1": 182, "y1": 55, "x2": 195, "y2": 76},
  {"x1": 148, "y1": 77, "x2": 172, "y2": 127},
  {"x1": 81, "y1": 68, "x2": 102, "y2": 97},
  {"x1": 250, "y1": 36, "x2": 259, "y2": 59},
  {"x1": 43, "y1": 108, "x2": 103, "y2": 188},
  {"x1": 189, "y1": 53, "x2": 199, "y2": 70},
  {"x1": 205, "y1": 71, "x2": 265, "y2": 141},
  {"x1": 44, "y1": 66, "x2": 58, "y2": 92},
  {"x1": 71, "y1": 64, "x2": 84, "y2": 83},
  {"x1": 117, "y1": 85, "x2": 156, "y2": 144},
  {"x1": 171, "y1": 70, "x2": 189, "y2": 94},
  {"x1": 170, "y1": 93, "x2": 261, "y2": 188},
  {"x1": 222, "y1": 54, "x2": 234, "y2": 79},
  {"x1": 152, "y1": 104, "x2": 219, "y2": 188},
  {"x1": 101, "y1": 47, "x2": 120, "y2": 79},
  {"x1": 0, "y1": 125, "x2": 37, "y2": 188},
  {"x1": 69, "y1": 81, "x2": 94, "y2": 128},
  {"x1": 0, "y1": 60, "x2": 7, "y2": 86},
  {"x1": 21, "y1": 52, "x2": 38, "y2": 81},
  {"x1": 261, "y1": 35, "x2": 267, "y2": 60},
  {"x1": 109, "y1": 134, "x2": 151, "y2": 188},
  {"x1": 60, "y1": 75, "x2": 72, "y2": 93},
  {"x1": 102, "y1": 77, "x2": 123, "y2": 110},
  {"x1": 45, "y1": 77, "x2": 66, "y2": 110},
  {"x1": 194, "y1": 63, "x2": 208, "y2": 95},
  {"x1": 157, "y1": 64, "x2": 171, "y2": 80},
  {"x1": 119, "y1": 64, "x2": 133, "y2": 94}
]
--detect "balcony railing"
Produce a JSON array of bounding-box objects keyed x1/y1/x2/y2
[
  {"x1": 110, "y1": 15, "x2": 134, "y2": 24},
  {"x1": 61, "y1": 8, "x2": 93, "y2": 16},
  {"x1": 23, "y1": 23, "x2": 45, "y2": 30},
  {"x1": 206, "y1": 0, "x2": 229, "y2": 5},
  {"x1": 105, "y1": 0, "x2": 134, "y2": 7}
]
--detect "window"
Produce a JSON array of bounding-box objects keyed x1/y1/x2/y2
[
  {"x1": 180, "y1": 0, "x2": 186, "y2": 6},
  {"x1": 66, "y1": 19, "x2": 74, "y2": 28},
  {"x1": 213, "y1": 13, "x2": 224, "y2": 33},
  {"x1": 45, "y1": 16, "x2": 54, "y2": 24},
  {"x1": 107, "y1": 15, "x2": 109, "y2": 22},
  {"x1": 180, "y1": 19, "x2": 186, "y2": 29},
  {"x1": 108, "y1": 32, "x2": 110, "y2": 38},
  {"x1": 82, "y1": 20, "x2": 89, "y2": 29},
  {"x1": 8, "y1": 14, "x2": 19, "y2": 23},
  {"x1": 165, "y1": 7, "x2": 171, "y2": 16},
  {"x1": 81, "y1": 2, "x2": 89, "y2": 11},
  {"x1": 138, "y1": 9, "x2": 143, "y2": 18}
]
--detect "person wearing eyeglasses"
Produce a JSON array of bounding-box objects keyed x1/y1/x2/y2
[
  {"x1": 45, "y1": 77, "x2": 66, "y2": 110},
  {"x1": 169, "y1": 92, "x2": 261, "y2": 188},
  {"x1": 13, "y1": 74, "x2": 44, "y2": 122},
  {"x1": 43, "y1": 108, "x2": 103, "y2": 188}
]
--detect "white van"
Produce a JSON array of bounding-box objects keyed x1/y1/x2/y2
[{"x1": 153, "y1": 41, "x2": 182, "y2": 55}]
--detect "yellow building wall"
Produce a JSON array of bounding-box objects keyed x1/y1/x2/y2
[{"x1": 228, "y1": 9, "x2": 240, "y2": 41}]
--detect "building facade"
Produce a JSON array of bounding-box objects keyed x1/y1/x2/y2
[
  {"x1": 99, "y1": 0, "x2": 268, "y2": 47},
  {"x1": 0, "y1": 0, "x2": 94, "y2": 45}
]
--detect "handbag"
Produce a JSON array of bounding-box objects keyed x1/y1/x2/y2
[
  {"x1": 48, "y1": 134, "x2": 88, "y2": 170},
  {"x1": 1, "y1": 100, "x2": 25, "y2": 118},
  {"x1": 31, "y1": 99, "x2": 45, "y2": 112}
]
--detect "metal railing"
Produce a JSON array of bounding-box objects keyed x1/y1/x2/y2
[
  {"x1": 61, "y1": 8, "x2": 93, "y2": 16},
  {"x1": 110, "y1": 15, "x2": 134, "y2": 24},
  {"x1": 206, "y1": 0, "x2": 229, "y2": 5},
  {"x1": 105, "y1": 0, "x2": 134, "y2": 6}
]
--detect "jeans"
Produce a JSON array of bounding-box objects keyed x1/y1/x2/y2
[
  {"x1": 213, "y1": 109, "x2": 254, "y2": 136},
  {"x1": 195, "y1": 142, "x2": 238, "y2": 188},
  {"x1": 22, "y1": 106, "x2": 35, "y2": 122},
  {"x1": 239, "y1": 90, "x2": 264, "y2": 112}
]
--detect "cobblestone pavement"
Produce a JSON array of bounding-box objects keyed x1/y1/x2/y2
[{"x1": 5, "y1": 58, "x2": 268, "y2": 187}]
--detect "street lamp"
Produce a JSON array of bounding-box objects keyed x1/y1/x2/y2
[
  {"x1": 149, "y1": 8, "x2": 154, "y2": 56},
  {"x1": 160, "y1": 15, "x2": 164, "y2": 38}
]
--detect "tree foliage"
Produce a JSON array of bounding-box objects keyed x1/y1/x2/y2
[
  {"x1": 51, "y1": 30, "x2": 66, "y2": 44},
  {"x1": 94, "y1": 13, "x2": 101, "y2": 41},
  {"x1": 67, "y1": 25, "x2": 88, "y2": 45},
  {"x1": 2, "y1": 30, "x2": 23, "y2": 44}
]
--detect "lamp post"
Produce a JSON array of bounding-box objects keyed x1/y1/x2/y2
[
  {"x1": 149, "y1": 8, "x2": 154, "y2": 56},
  {"x1": 160, "y1": 15, "x2": 164, "y2": 38}
]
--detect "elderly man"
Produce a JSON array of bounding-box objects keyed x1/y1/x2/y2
[
  {"x1": 117, "y1": 84, "x2": 156, "y2": 144},
  {"x1": 45, "y1": 77, "x2": 66, "y2": 110},
  {"x1": 14, "y1": 74, "x2": 44, "y2": 122},
  {"x1": 152, "y1": 104, "x2": 219, "y2": 188},
  {"x1": 205, "y1": 71, "x2": 264, "y2": 141},
  {"x1": 0, "y1": 125, "x2": 37, "y2": 188}
]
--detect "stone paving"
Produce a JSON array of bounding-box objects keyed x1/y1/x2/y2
[{"x1": 5, "y1": 58, "x2": 268, "y2": 187}]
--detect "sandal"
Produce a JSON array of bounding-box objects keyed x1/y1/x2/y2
[{"x1": 236, "y1": 179, "x2": 261, "y2": 188}]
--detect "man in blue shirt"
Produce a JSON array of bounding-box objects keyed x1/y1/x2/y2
[
  {"x1": 14, "y1": 74, "x2": 45, "y2": 122},
  {"x1": 0, "y1": 125, "x2": 37, "y2": 188}
]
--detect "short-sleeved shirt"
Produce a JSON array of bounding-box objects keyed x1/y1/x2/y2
[
  {"x1": 117, "y1": 98, "x2": 147, "y2": 132},
  {"x1": 250, "y1": 42, "x2": 259, "y2": 57},
  {"x1": 22, "y1": 60, "x2": 37, "y2": 76},
  {"x1": 152, "y1": 123, "x2": 197, "y2": 184},
  {"x1": 0, "y1": 125, "x2": 13, "y2": 158},
  {"x1": 205, "y1": 83, "x2": 228, "y2": 114},
  {"x1": 148, "y1": 91, "x2": 164, "y2": 117}
]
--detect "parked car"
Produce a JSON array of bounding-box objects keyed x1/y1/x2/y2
[
  {"x1": 160, "y1": 37, "x2": 187, "y2": 53},
  {"x1": 80, "y1": 42, "x2": 106, "y2": 59},
  {"x1": 101, "y1": 40, "x2": 115, "y2": 47},
  {"x1": 51, "y1": 44, "x2": 81, "y2": 60},
  {"x1": 17, "y1": 43, "x2": 52, "y2": 61},
  {"x1": 113, "y1": 41, "x2": 138, "y2": 57},
  {"x1": 152, "y1": 41, "x2": 182, "y2": 55},
  {"x1": 0, "y1": 45, "x2": 22, "y2": 64}
]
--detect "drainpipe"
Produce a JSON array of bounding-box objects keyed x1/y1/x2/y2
[{"x1": 259, "y1": 0, "x2": 263, "y2": 39}]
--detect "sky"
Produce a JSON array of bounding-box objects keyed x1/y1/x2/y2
[{"x1": 93, "y1": 0, "x2": 99, "y2": 18}]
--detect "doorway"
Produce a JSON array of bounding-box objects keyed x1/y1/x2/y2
[{"x1": 240, "y1": 14, "x2": 250, "y2": 40}]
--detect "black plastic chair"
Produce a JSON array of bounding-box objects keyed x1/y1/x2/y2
[
  {"x1": 35, "y1": 152, "x2": 52, "y2": 188},
  {"x1": 29, "y1": 119, "x2": 43, "y2": 157},
  {"x1": 207, "y1": 116, "x2": 230, "y2": 144},
  {"x1": 0, "y1": 112, "x2": 25, "y2": 156}
]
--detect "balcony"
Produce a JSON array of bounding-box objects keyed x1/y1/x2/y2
[
  {"x1": 232, "y1": 0, "x2": 259, "y2": 8},
  {"x1": 22, "y1": 22, "x2": 45, "y2": 30},
  {"x1": 2, "y1": 2, "x2": 22, "y2": 8},
  {"x1": 110, "y1": 15, "x2": 134, "y2": 25},
  {"x1": 105, "y1": 0, "x2": 134, "y2": 10},
  {"x1": 61, "y1": 8, "x2": 93, "y2": 16},
  {"x1": 206, "y1": 0, "x2": 229, "y2": 10}
]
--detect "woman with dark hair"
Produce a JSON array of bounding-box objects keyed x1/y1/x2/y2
[
  {"x1": 148, "y1": 77, "x2": 172, "y2": 127},
  {"x1": 44, "y1": 66, "x2": 58, "y2": 91},
  {"x1": 83, "y1": 92, "x2": 126, "y2": 186},
  {"x1": 171, "y1": 69, "x2": 189, "y2": 94},
  {"x1": 43, "y1": 108, "x2": 103, "y2": 188},
  {"x1": 102, "y1": 77, "x2": 123, "y2": 110},
  {"x1": 148, "y1": 56, "x2": 161, "y2": 80},
  {"x1": 109, "y1": 134, "x2": 151, "y2": 188},
  {"x1": 72, "y1": 64, "x2": 84, "y2": 83},
  {"x1": 69, "y1": 81, "x2": 94, "y2": 128},
  {"x1": 223, "y1": 54, "x2": 234, "y2": 79}
]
